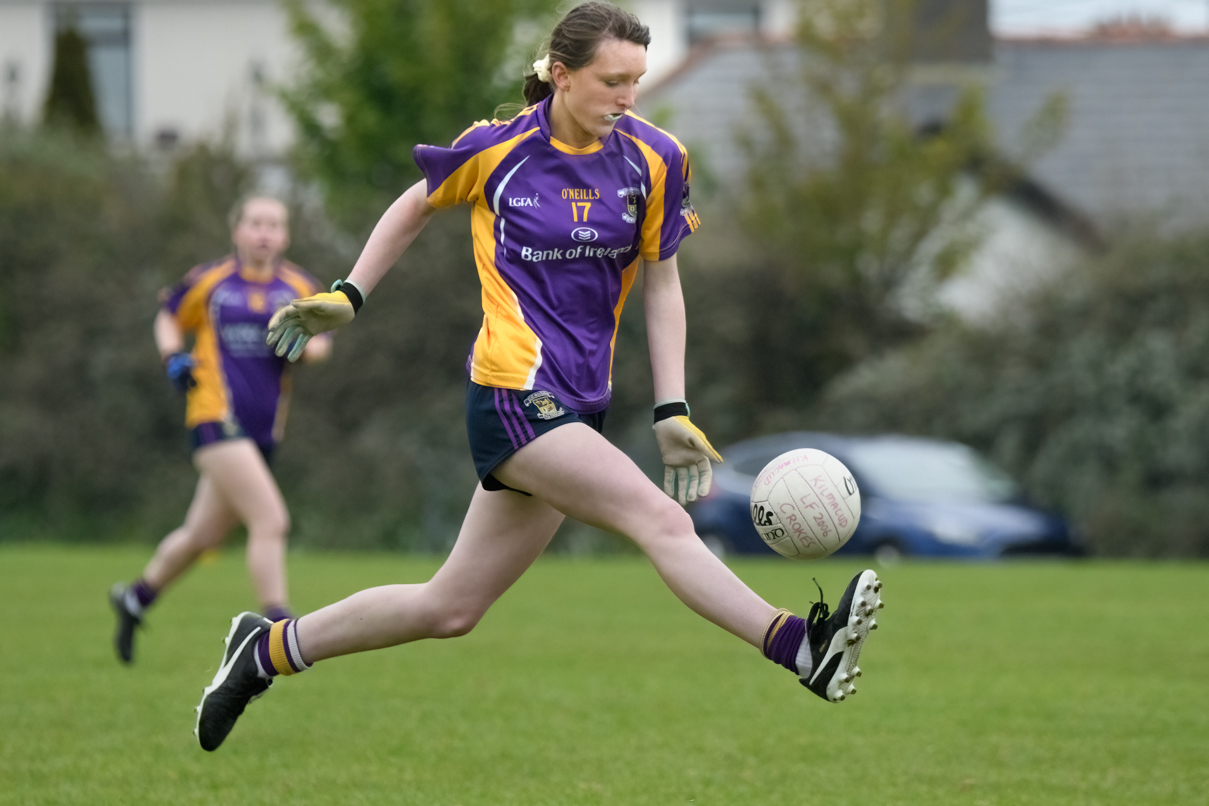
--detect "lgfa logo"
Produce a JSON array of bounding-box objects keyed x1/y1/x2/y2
[
  {"x1": 509, "y1": 194, "x2": 540, "y2": 208},
  {"x1": 572, "y1": 228, "x2": 598, "y2": 242}
]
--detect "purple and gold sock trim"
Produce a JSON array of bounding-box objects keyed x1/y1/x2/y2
[
  {"x1": 131, "y1": 579, "x2": 158, "y2": 608},
  {"x1": 762, "y1": 608, "x2": 792, "y2": 655},
  {"x1": 762, "y1": 608, "x2": 806, "y2": 674},
  {"x1": 256, "y1": 618, "x2": 310, "y2": 677}
]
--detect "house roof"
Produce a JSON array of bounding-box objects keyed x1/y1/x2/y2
[
  {"x1": 639, "y1": 33, "x2": 1209, "y2": 232},
  {"x1": 637, "y1": 37, "x2": 802, "y2": 188},
  {"x1": 990, "y1": 36, "x2": 1209, "y2": 230}
]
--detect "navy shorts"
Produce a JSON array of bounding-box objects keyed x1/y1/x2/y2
[
  {"x1": 191, "y1": 421, "x2": 275, "y2": 465},
  {"x1": 466, "y1": 381, "x2": 606, "y2": 493}
]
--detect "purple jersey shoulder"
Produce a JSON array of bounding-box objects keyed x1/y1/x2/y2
[
  {"x1": 614, "y1": 112, "x2": 690, "y2": 173},
  {"x1": 413, "y1": 107, "x2": 542, "y2": 192},
  {"x1": 452, "y1": 107, "x2": 542, "y2": 149},
  {"x1": 159, "y1": 256, "x2": 234, "y2": 311}
]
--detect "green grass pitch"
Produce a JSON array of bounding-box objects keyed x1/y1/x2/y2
[{"x1": 1, "y1": 544, "x2": 1206, "y2": 805}]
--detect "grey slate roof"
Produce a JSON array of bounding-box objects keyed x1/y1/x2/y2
[
  {"x1": 637, "y1": 39, "x2": 801, "y2": 189},
  {"x1": 640, "y1": 35, "x2": 1209, "y2": 231},
  {"x1": 991, "y1": 37, "x2": 1209, "y2": 230}
]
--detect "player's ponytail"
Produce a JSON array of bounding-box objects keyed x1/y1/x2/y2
[{"x1": 523, "y1": 1, "x2": 651, "y2": 106}]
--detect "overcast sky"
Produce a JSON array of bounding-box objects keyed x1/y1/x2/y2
[{"x1": 992, "y1": 0, "x2": 1209, "y2": 34}]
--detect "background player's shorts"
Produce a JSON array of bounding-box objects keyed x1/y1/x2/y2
[
  {"x1": 191, "y1": 421, "x2": 275, "y2": 465},
  {"x1": 466, "y1": 381, "x2": 606, "y2": 493}
]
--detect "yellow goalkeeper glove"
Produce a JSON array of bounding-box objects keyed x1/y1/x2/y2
[
  {"x1": 653, "y1": 401, "x2": 723, "y2": 505},
  {"x1": 266, "y1": 279, "x2": 364, "y2": 362}
]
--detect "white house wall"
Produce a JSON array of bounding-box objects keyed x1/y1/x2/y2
[
  {"x1": 632, "y1": 0, "x2": 686, "y2": 87},
  {"x1": 0, "y1": 0, "x2": 303, "y2": 155},
  {"x1": 938, "y1": 193, "x2": 1083, "y2": 322},
  {"x1": 631, "y1": 0, "x2": 798, "y2": 87},
  {"x1": 3, "y1": 0, "x2": 797, "y2": 153},
  {"x1": 0, "y1": 1, "x2": 51, "y2": 124},
  {"x1": 137, "y1": 1, "x2": 298, "y2": 154}
]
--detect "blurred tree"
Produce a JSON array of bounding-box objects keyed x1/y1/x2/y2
[
  {"x1": 0, "y1": 133, "x2": 332, "y2": 544},
  {"x1": 686, "y1": 0, "x2": 998, "y2": 437},
  {"x1": 0, "y1": 131, "x2": 173, "y2": 539},
  {"x1": 812, "y1": 231, "x2": 1209, "y2": 557},
  {"x1": 42, "y1": 22, "x2": 100, "y2": 135},
  {"x1": 156, "y1": 140, "x2": 257, "y2": 270},
  {"x1": 279, "y1": 0, "x2": 549, "y2": 228},
  {"x1": 0, "y1": 129, "x2": 520, "y2": 550}
]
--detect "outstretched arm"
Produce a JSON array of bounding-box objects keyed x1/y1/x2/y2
[{"x1": 643, "y1": 255, "x2": 722, "y2": 505}]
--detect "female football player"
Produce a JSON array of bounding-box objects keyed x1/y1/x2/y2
[
  {"x1": 109, "y1": 196, "x2": 331, "y2": 664},
  {"x1": 194, "y1": 3, "x2": 883, "y2": 751}
]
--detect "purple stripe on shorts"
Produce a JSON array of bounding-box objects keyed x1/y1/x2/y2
[
  {"x1": 499, "y1": 389, "x2": 531, "y2": 446},
  {"x1": 494, "y1": 388, "x2": 520, "y2": 449},
  {"x1": 506, "y1": 394, "x2": 536, "y2": 441}
]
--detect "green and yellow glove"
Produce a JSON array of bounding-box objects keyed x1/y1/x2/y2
[
  {"x1": 653, "y1": 400, "x2": 723, "y2": 505},
  {"x1": 266, "y1": 279, "x2": 364, "y2": 362}
]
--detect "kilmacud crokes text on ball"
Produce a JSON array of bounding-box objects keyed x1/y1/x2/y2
[{"x1": 749, "y1": 449, "x2": 861, "y2": 559}]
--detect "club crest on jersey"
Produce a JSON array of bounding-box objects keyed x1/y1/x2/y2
[
  {"x1": 524, "y1": 391, "x2": 567, "y2": 421},
  {"x1": 618, "y1": 187, "x2": 641, "y2": 223},
  {"x1": 679, "y1": 183, "x2": 700, "y2": 230}
]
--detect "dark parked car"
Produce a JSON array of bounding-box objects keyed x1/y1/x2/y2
[{"x1": 690, "y1": 432, "x2": 1078, "y2": 561}]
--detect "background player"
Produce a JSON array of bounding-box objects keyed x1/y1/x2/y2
[
  {"x1": 109, "y1": 196, "x2": 331, "y2": 664},
  {"x1": 194, "y1": 3, "x2": 884, "y2": 751}
]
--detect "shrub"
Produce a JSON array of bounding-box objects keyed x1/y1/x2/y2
[{"x1": 813, "y1": 232, "x2": 1209, "y2": 557}]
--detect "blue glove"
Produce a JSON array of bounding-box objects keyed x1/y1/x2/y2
[{"x1": 165, "y1": 352, "x2": 195, "y2": 393}]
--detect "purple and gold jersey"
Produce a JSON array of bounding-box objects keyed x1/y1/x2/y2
[
  {"x1": 161, "y1": 257, "x2": 321, "y2": 448},
  {"x1": 414, "y1": 96, "x2": 700, "y2": 412}
]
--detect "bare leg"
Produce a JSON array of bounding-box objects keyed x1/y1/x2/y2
[
  {"x1": 143, "y1": 475, "x2": 239, "y2": 592},
  {"x1": 299, "y1": 423, "x2": 772, "y2": 666},
  {"x1": 299, "y1": 485, "x2": 564, "y2": 661},
  {"x1": 192, "y1": 439, "x2": 292, "y2": 610},
  {"x1": 496, "y1": 423, "x2": 776, "y2": 648}
]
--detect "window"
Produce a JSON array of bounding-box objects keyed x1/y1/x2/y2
[
  {"x1": 3, "y1": 61, "x2": 20, "y2": 121},
  {"x1": 686, "y1": 1, "x2": 761, "y2": 45},
  {"x1": 53, "y1": 3, "x2": 133, "y2": 138}
]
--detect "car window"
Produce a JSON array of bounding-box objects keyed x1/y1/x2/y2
[{"x1": 844, "y1": 441, "x2": 1018, "y2": 503}]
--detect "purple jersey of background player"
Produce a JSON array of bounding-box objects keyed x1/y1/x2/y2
[
  {"x1": 414, "y1": 95, "x2": 700, "y2": 413},
  {"x1": 161, "y1": 258, "x2": 320, "y2": 449}
]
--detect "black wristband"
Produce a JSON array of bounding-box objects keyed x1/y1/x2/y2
[
  {"x1": 332, "y1": 279, "x2": 364, "y2": 314},
  {"x1": 653, "y1": 401, "x2": 689, "y2": 423}
]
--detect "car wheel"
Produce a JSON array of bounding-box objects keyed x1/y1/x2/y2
[
  {"x1": 873, "y1": 541, "x2": 904, "y2": 567},
  {"x1": 699, "y1": 534, "x2": 730, "y2": 560}
]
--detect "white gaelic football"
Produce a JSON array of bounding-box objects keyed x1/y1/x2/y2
[{"x1": 749, "y1": 449, "x2": 861, "y2": 560}]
